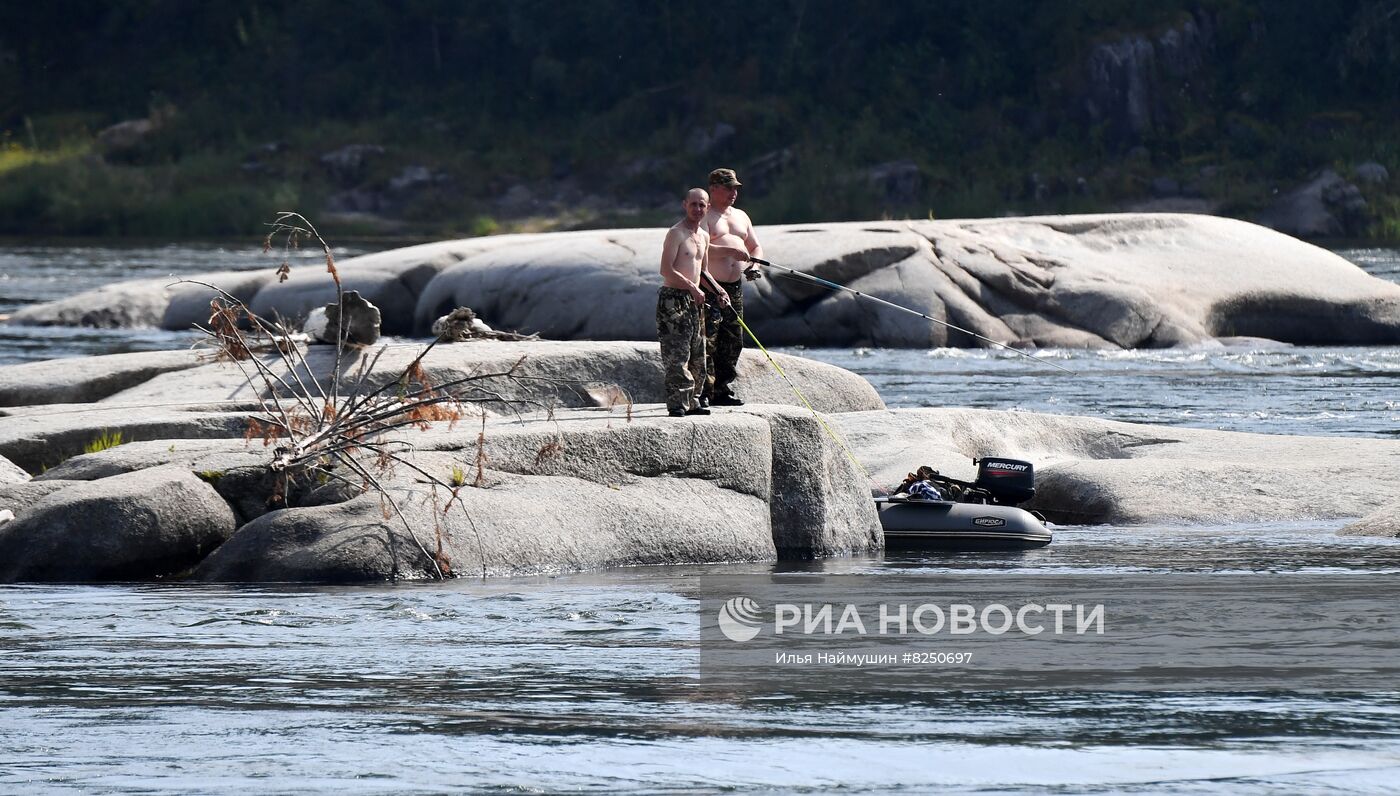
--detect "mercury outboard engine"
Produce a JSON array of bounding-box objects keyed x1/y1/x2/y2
[{"x1": 971, "y1": 457, "x2": 1036, "y2": 506}]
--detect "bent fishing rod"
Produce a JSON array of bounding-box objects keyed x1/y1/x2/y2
[{"x1": 746, "y1": 257, "x2": 1074, "y2": 374}]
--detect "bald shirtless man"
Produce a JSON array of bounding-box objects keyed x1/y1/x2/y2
[
  {"x1": 658, "y1": 188, "x2": 733, "y2": 417},
  {"x1": 701, "y1": 167, "x2": 764, "y2": 407}
]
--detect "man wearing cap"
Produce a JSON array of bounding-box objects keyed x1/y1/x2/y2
[{"x1": 701, "y1": 167, "x2": 764, "y2": 407}]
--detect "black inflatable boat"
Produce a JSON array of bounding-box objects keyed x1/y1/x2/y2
[{"x1": 877, "y1": 457, "x2": 1052, "y2": 551}]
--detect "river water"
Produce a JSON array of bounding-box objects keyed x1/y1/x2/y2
[{"x1": 2, "y1": 243, "x2": 1400, "y2": 793}]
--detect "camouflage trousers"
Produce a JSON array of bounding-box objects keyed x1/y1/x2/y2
[
  {"x1": 656, "y1": 287, "x2": 706, "y2": 413},
  {"x1": 704, "y1": 279, "x2": 744, "y2": 401}
]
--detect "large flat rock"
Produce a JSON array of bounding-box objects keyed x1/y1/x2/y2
[
  {"x1": 98, "y1": 340, "x2": 884, "y2": 414},
  {"x1": 0, "y1": 341, "x2": 881, "y2": 475},
  {"x1": 0, "y1": 349, "x2": 205, "y2": 407},
  {"x1": 194, "y1": 406, "x2": 880, "y2": 582},
  {"x1": 835, "y1": 408, "x2": 1400, "y2": 524},
  {"x1": 9, "y1": 214, "x2": 1400, "y2": 348}
]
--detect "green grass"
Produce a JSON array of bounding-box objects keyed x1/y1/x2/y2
[
  {"x1": 0, "y1": 141, "x2": 91, "y2": 176},
  {"x1": 83, "y1": 429, "x2": 125, "y2": 455}
]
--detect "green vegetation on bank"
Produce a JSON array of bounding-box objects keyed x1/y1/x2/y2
[{"x1": 0, "y1": 1, "x2": 1397, "y2": 239}]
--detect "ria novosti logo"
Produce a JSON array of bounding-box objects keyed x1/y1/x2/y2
[
  {"x1": 714, "y1": 595, "x2": 1105, "y2": 642},
  {"x1": 717, "y1": 596, "x2": 764, "y2": 642}
]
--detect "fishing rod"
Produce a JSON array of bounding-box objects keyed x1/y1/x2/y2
[{"x1": 746, "y1": 258, "x2": 1074, "y2": 374}]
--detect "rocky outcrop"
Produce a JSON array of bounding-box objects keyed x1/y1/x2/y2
[
  {"x1": 10, "y1": 214, "x2": 1400, "y2": 349},
  {"x1": 195, "y1": 406, "x2": 880, "y2": 582},
  {"x1": 0, "y1": 467, "x2": 237, "y2": 581},
  {"x1": 191, "y1": 405, "x2": 879, "y2": 579},
  {"x1": 835, "y1": 408, "x2": 1400, "y2": 525},
  {"x1": 0, "y1": 341, "x2": 880, "y2": 474},
  {"x1": 3, "y1": 337, "x2": 1398, "y2": 581},
  {"x1": 1256, "y1": 170, "x2": 1370, "y2": 239},
  {"x1": 1080, "y1": 12, "x2": 1213, "y2": 145},
  {"x1": 194, "y1": 413, "x2": 780, "y2": 581}
]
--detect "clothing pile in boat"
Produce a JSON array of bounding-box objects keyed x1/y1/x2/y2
[{"x1": 893, "y1": 465, "x2": 966, "y2": 501}]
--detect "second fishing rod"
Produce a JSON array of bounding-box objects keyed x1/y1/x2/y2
[{"x1": 740, "y1": 257, "x2": 1074, "y2": 374}]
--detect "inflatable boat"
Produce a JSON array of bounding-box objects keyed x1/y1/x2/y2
[{"x1": 877, "y1": 457, "x2": 1052, "y2": 551}]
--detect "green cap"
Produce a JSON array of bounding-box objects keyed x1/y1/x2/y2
[{"x1": 708, "y1": 168, "x2": 742, "y2": 187}]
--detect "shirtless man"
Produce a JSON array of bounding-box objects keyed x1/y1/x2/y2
[
  {"x1": 700, "y1": 167, "x2": 764, "y2": 407},
  {"x1": 658, "y1": 188, "x2": 732, "y2": 417}
]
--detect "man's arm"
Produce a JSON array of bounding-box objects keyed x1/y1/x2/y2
[{"x1": 738, "y1": 209, "x2": 764, "y2": 278}]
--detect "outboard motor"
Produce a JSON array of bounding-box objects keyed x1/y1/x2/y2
[{"x1": 973, "y1": 457, "x2": 1035, "y2": 506}]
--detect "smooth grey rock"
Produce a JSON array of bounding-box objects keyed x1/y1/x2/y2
[
  {"x1": 743, "y1": 406, "x2": 882, "y2": 557},
  {"x1": 835, "y1": 408, "x2": 1400, "y2": 525},
  {"x1": 0, "y1": 350, "x2": 205, "y2": 407},
  {"x1": 0, "y1": 467, "x2": 237, "y2": 581},
  {"x1": 7, "y1": 275, "x2": 172, "y2": 327},
  {"x1": 1339, "y1": 500, "x2": 1400, "y2": 537},
  {"x1": 13, "y1": 214, "x2": 1400, "y2": 349},
  {"x1": 194, "y1": 405, "x2": 880, "y2": 583},
  {"x1": 1, "y1": 453, "x2": 29, "y2": 484},
  {"x1": 195, "y1": 413, "x2": 780, "y2": 582},
  {"x1": 161, "y1": 270, "x2": 276, "y2": 330},
  {"x1": 1353, "y1": 161, "x2": 1390, "y2": 186}
]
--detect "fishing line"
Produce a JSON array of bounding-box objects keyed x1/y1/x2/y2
[
  {"x1": 729, "y1": 310, "x2": 886, "y2": 494},
  {"x1": 750, "y1": 258, "x2": 1075, "y2": 374}
]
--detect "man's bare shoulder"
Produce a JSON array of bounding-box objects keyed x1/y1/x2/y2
[{"x1": 730, "y1": 207, "x2": 756, "y2": 227}]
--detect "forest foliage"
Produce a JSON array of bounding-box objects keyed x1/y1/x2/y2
[{"x1": 0, "y1": 1, "x2": 1396, "y2": 237}]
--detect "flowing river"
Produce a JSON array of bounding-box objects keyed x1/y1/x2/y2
[{"x1": 1, "y1": 242, "x2": 1399, "y2": 793}]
